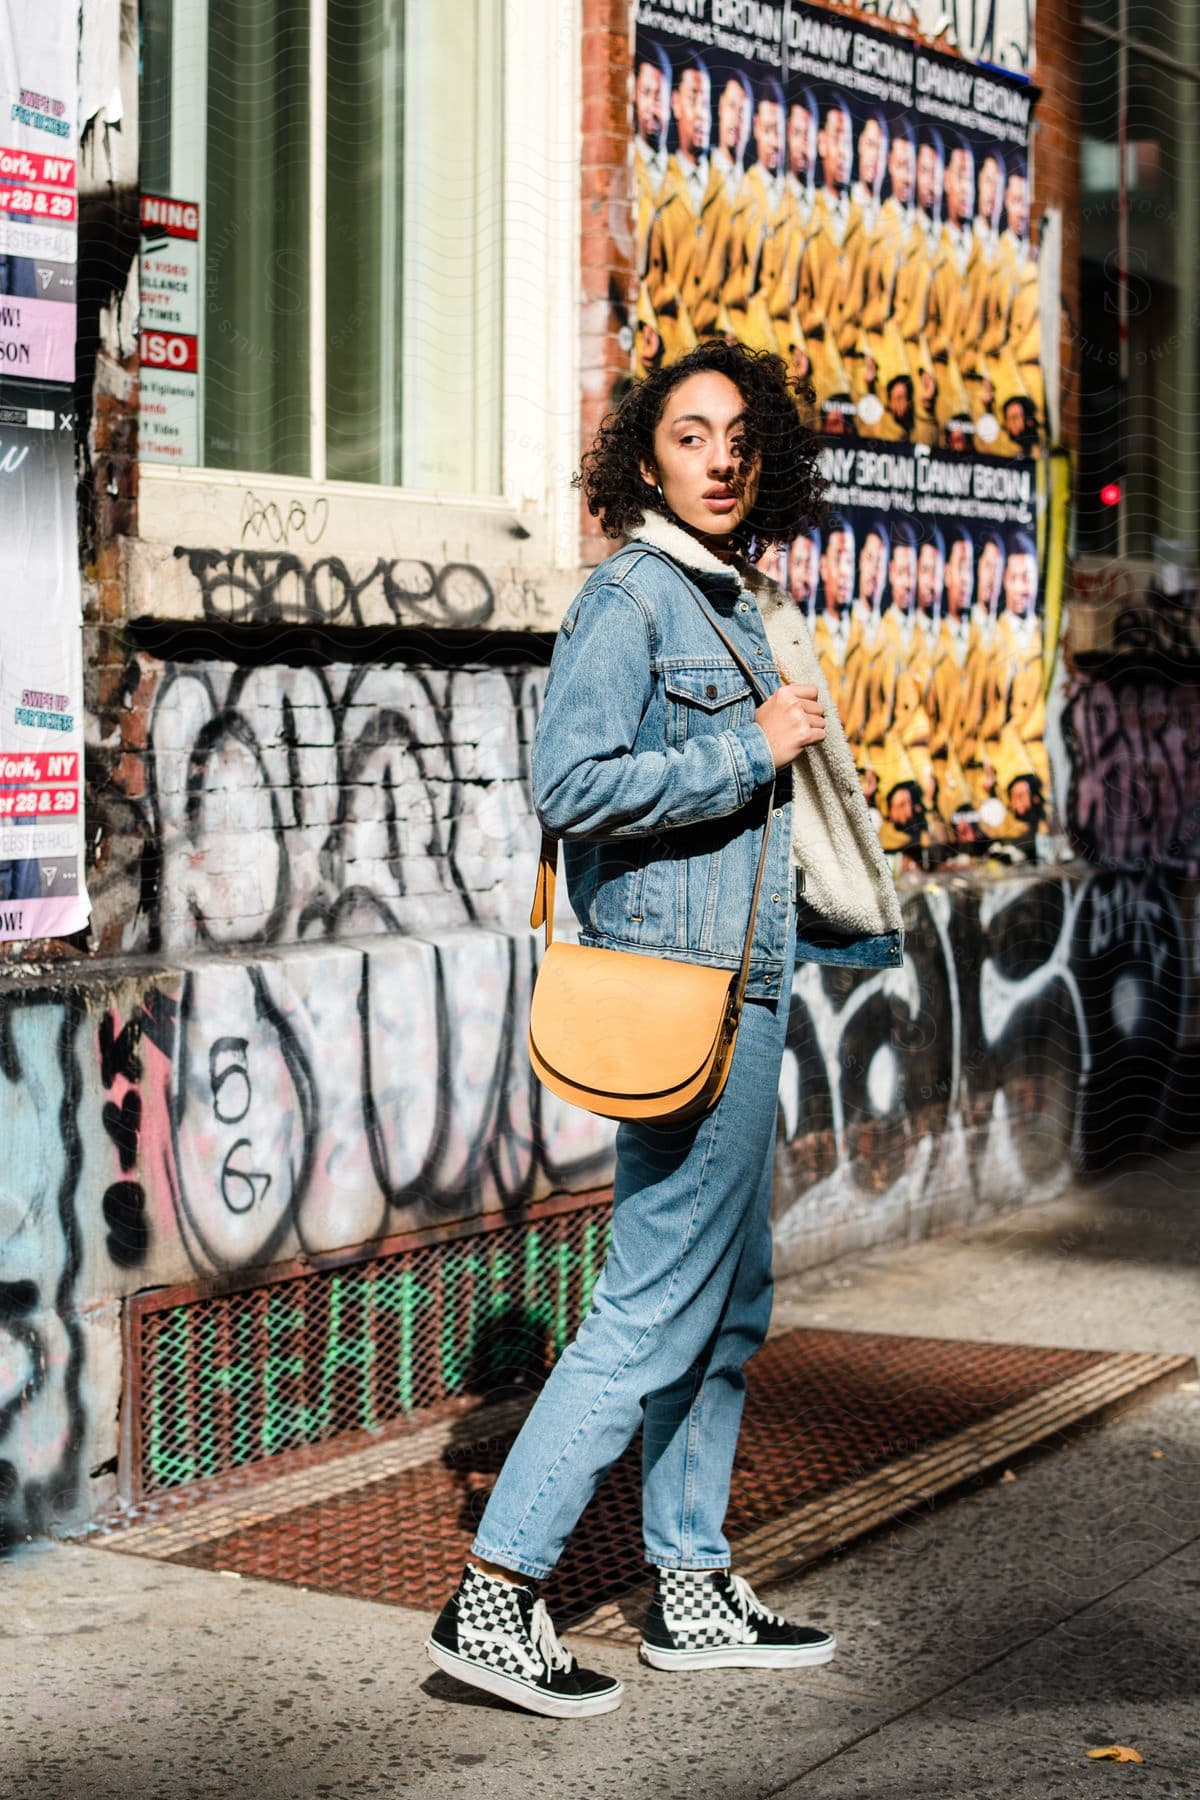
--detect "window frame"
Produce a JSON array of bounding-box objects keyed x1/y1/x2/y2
[
  {"x1": 136, "y1": 0, "x2": 582, "y2": 573},
  {"x1": 1080, "y1": 3, "x2": 1200, "y2": 560}
]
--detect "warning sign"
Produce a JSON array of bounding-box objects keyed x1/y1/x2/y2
[{"x1": 139, "y1": 192, "x2": 200, "y2": 465}]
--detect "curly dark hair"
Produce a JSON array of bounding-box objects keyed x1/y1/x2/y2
[{"x1": 575, "y1": 338, "x2": 827, "y2": 549}]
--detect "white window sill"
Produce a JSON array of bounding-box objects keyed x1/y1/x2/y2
[{"x1": 131, "y1": 465, "x2": 579, "y2": 631}]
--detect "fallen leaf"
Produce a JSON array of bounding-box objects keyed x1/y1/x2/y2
[
  {"x1": 1085, "y1": 1745, "x2": 1143, "y2": 1763},
  {"x1": 1149, "y1": 1450, "x2": 1164, "y2": 1460},
  {"x1": 1001, "y1": 1468, "x2": 1017, "y2": 1483}
]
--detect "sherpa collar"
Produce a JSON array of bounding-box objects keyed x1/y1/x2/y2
[{"x1": 627, "y1": 511, "x2": 904, "y2": 939}]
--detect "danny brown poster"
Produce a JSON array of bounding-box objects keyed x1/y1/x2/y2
[{"x1": 633, "y1": 0, "x2": 1051, "y2": 854}]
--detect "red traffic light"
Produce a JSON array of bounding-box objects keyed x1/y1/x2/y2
[{"x1": 1100, "y1": 482, "x2": 1121, "y2": 507}]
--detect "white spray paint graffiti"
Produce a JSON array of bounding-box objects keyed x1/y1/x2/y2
[{"x1": 121, "y1": 658, "x2": 544, "y2": 955}]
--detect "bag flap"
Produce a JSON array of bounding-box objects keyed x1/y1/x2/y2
[{"x1": 529, "y1": 942, "x2": 736, "y2": 1097}]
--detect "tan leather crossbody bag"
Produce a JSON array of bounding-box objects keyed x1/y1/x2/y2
[{"x1": 527, "y1": 576, "x2": 776, "y2": 1125}]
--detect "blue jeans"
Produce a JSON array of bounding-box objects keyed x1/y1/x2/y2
[{"x1": 472, "y1": 916, "x2": 798, "y2": 1579}]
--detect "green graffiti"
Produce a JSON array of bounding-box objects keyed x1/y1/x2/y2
[
  {"x1": 522, "y1": 1229, "x2": 547, "y2": 1329},
  {"x1": 440, "y1": 1249, "x2": 486, "y2": 1395},
  {"x1": 552, "y1": 1241, "x2": 575, "y2": 1357},
  {"x1": 262, "y1": 1287, "x2": 310, "y2": 1451},
  {"x1": 581, "y1": 1220, "x2": 600, "y2": 1306},
  {"x1": 316, "y1": 1272, "x2": 378, "y2": 1436},
  {"x1": 195, "y1": 1307, "x2": 258, "y2": 1477},
  {"x1": 147, "y1": 1308, "x2": 196, "y2": 1485},
  {"x1": 373, "y1": 1268, "x2": 434, "y2": 1413},
  {"x1": 143, "y1": 1212, "x2": 612, "y2": 1490}
]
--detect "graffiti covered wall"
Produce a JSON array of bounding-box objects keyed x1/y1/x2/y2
[
  {"x1": 1061, "y1": 675, "x2": 1200, "y2": 875},
  {"x1": 0, "y1": 929, "x2": 615, "y2": 1546},
  {"x1": 1060, "y1": 564, "x2": 1200, "y2": 878},
  {"x1": 95, "y1": 650, "x2": 547, "y2": 954},
  {"x1": 5, "y1": 605, "x2": 1198, "y2": 1544}
]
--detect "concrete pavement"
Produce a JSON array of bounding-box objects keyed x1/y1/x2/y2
[{"x1": 4, "y1": 1147, "x2": 1198, "y2": 1799}]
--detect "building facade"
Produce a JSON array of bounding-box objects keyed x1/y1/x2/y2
[{"x1": 0, "y1": 0, "x2": 1195, "y2": 1545}]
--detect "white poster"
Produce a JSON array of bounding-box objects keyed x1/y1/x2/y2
[
  {"x1": 139, "y1": 193, "x2": 200, "y2": 465},
  {"x1": 0, "y1": 0, "x2": 87, "y2": 939},
  {"x1": 913, "y1": 0, "x2": 1035, "y2": 78}
]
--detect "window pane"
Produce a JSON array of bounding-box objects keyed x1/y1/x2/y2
[
  {"x1": 326, "y1": 0, "x2": 404, "y2": 485},
  {"x1": 325, "y1": 0, "x2": 503, "y2": 493},
  {"x1": 1124, "y1": 0, "x2": 1200, "y2": 69},
  {"x1": 1126, "y1": 57, "x2": 1200, "y2": 554},
  {"x1": 1083, "y1": 0, "x2": 1118, "y2": 31},
  {"x1": 1077, "y1": 32, "x2": 1121, "y2": 555},
  {"x1": 205, "y1": 0, "x2": 310, "y2": 475},
  {"x1": 1076, "y1": 35, "x2": 1200, "y2": 559},
  {"x1": 1084, "y1": 0, "x2": 1200, "y2": 65},
  {"x1": 399, "y1": 0, "x2": 503, "y2": 494},
  {"x1": 140, "y1": 0, "x2": 503, "y2": 493},
  {"x1": 140, "y1": 1, "x2": 173, "y2": 195}
]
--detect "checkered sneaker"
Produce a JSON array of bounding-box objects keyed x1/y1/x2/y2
[
  {"x1": 454, "y1": 1564, "x2": 545, "y2": 1680},
  {"x1": 640, "y1": 1568, "x2": 838, "y2": 1671},
  {"x1": 658, "y1": 1567, "x2": 758, "y2": 1648},
  {"x1": 426, "y1": 1566, "x2": 624, "y2": 1718}
]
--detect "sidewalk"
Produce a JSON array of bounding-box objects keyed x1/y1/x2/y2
[{"x1": 5, "y1": 1148, "x2": 1198, "y2": 1800}]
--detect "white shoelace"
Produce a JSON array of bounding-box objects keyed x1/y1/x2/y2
[
  {"x1": 727, "y1": 1573, "x2": 782, "y2": 1630},
  {"x1": 529, "y1": 1597, "x2": 573, "y2": 1674}
]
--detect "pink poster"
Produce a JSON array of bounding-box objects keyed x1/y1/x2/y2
[{"x1": 0, "y1": 289, "x2": 75, "y2": 379}]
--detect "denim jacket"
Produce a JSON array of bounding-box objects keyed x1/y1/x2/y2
[{"x1": 531, "y1": 538, "x2": 905, "y2": 998}]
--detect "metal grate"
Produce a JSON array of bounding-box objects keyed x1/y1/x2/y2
[
  {"x1": 105, "y1": 1331, "x2": 1194, "y2": 1645},
  {"x1": 123, "y1": 1192, "x2": 613, "y2": 1502},
  {"x1": 160, "y1": 1331, "x2": 1113, "y2": 1626}
]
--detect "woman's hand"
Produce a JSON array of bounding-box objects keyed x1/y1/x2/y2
[{"x1": 754, "y1": 683, "x2": 826, "y2": 768}]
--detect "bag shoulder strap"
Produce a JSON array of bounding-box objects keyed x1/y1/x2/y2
[{"x1": 532, "y1": 544, "x2": 779, "y2": 1012}]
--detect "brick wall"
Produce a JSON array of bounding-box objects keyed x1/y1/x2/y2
[
  {"x1": 1029, "y1": 0, "x2": 1083, "y2": 451},
  {"x1": 580, "y1": 0, "x2": 637, "y2": 564}
]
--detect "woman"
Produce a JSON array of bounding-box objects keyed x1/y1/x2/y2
[{"x1": 426, "y1": 339, "x2": 905, "y2": 1718}]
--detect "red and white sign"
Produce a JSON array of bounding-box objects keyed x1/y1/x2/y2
[
  {"x1": 0, "y1": 787, "x2": 79, "y2": 816},
  {"x1": 0, "y1": 145, "x2": 75, "y2": 189},
  {"x1": 140, "y1": 193, "x2": 200, "y2": 239},
  {"x1": 0, "y1": 182, "x2": 76, "y2": 221},
  {"x1": 139, "y1": 329, "x2": 198, "y2": 374},
  {"x1": 0, "y1": 750, "x2": 78, "y2": 782},
  {"x1": 139, "y1": 195, "x2": 202, "y2": 465}
]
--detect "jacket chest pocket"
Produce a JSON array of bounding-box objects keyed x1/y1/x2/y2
[{"x1": 662, "y1": 663, "x2": 754, "y2": 752}]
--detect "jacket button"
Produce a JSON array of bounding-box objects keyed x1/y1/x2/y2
[
  {"x1": 771, "y1": 892, "x2": 781, "y2": 903},
  {"x1": 704, "y1": 683, "x2": 718, "y2": 699}
]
